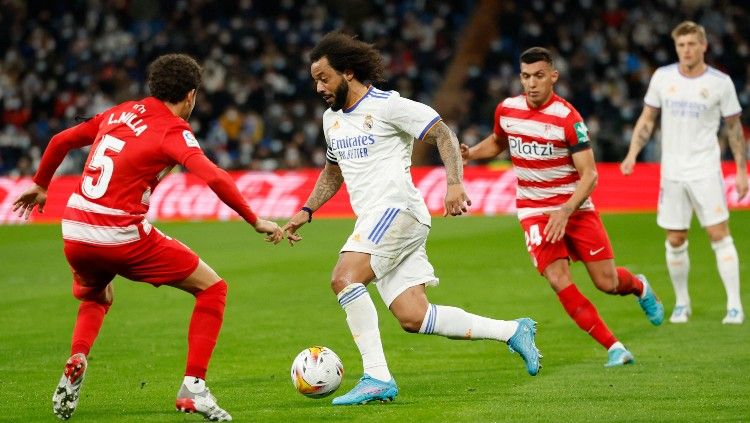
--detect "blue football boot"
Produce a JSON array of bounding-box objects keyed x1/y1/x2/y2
[
  {"x1": 605, "y1": 346, "x2": 635, "y2": 368},
  {"x1": 636, "y1": 274, "x2": 664, "y2": 326},
  {"x1": 331, "y1": 374, "x2": 398, "y2": 406},
  {"x1": 507, "y1": 318, "x2": 542, "y2": 376}
]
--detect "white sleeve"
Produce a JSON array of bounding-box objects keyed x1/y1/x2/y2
[
  {"x1": 720, "y1": 77, "x2": 742, "y2": 118},
  {"x1": 322, "y1": 112, "x2": 338, "y2": 164},
  {"x1": 643, "y1": 69, "x2": 662, "y2": 108},
  {"x1": 385, "y1": 94, "x2": 441, "y2": 140}
]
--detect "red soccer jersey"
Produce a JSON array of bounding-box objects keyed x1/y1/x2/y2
[
  {"x1": 33, "y1": 97, "x2": 256, "y2": 246},
  {"x1": 493, "y1": 93, "x2": 593, "y2": 219}
]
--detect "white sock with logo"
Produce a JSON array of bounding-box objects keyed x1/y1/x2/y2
[
  {"x1": 666, "y1": 240, "x2": 690, "y2": 306},
  {"x1": 711, "y1": 236, "x2": 743, "y2": 311},
  {"x1": 337, "y1": 283, "x2": 391, "y2": 382},
  {"x1": 418, "y1": 304, "x2": 519, "y2": 342},
  {"x1": 183, "y1": 376, "x2": 206, "y2": 394}
]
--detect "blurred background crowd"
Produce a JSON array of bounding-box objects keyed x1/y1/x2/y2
[{"x1": 1, "y1": 0, "x2": 748, "y2": 176}]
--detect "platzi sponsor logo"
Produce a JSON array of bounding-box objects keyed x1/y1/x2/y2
[{"x1": 508, "y1": 135, "x2": 554, "y2": 157}]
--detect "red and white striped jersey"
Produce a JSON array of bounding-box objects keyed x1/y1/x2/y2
[
  {"x1": 494, "y1": 93, "x2": 593, "y2": 220},
  {"x1": 34, "y1": 97, "x2": 257, "y2": 247},
  {"x1": 34, "y1": 97, "x2": 203, "y2": 245},
  {"x1": 56, "y1": 97, "x2": 202, "y2": 246}
]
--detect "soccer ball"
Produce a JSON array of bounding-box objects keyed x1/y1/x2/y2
[{"x1": 290, "y1": 346, "x2": 344, "y2": 398}]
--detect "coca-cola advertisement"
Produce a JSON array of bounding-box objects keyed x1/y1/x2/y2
[{"x1": 1, "y1": 163, "x2": 748, "y2": 224}]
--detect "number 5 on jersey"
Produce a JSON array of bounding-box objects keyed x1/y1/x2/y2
[
  {"x1": 82, "y1": 134, "x2": 125, "y2": 199},
  {"x1": 525, "y1": 224, "x2": 542, "y2": 251}
]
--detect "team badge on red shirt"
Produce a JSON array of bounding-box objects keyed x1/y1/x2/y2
[{"x1": 182, "y1": 130, "x2": 200, "y2": 148}]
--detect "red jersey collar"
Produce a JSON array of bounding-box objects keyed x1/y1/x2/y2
[{"x1": 525, "y1": 92, "x2": 557, "y2": 110}]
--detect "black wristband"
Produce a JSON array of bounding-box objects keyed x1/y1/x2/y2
[{"x1": 301, "y1": 206, "x2": 313, "y2": 223}]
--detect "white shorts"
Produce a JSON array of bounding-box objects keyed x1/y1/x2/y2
[
  {"x1": 341, "y1": 207, "x2": 439, "y2": 307},
  {"x1": 657, "y1": 172, "x2": 729, "y2": 230}
]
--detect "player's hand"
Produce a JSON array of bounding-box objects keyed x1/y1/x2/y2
[
  {"x1": 620, "y1": 156, "x2": 636, "y2": 175},
  {"x1": 444, "y1": 183, "x2": 471, "y2": 217},
  {"x1": 253, "y1": 219, "x2": 284, "y2": 244},
  {"x1": 459, "y1": 143, "x2": 472, "y2": 165},
  {"x1": 543, "y1": 207, "x2": 572, "y2": 244},
  {"x1": 12, "y1": 184, "x2": 47, "y2": 220},
  {"x1": 281, "y1": 211, "x2": 308, "y2": 246},
  {"x1": 736, "y1": 169, "x2": 749, "y2": 200}
]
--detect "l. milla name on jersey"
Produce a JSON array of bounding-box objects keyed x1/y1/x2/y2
[
  {"x1": 330, "y1": 134, "x2": 376, "y2": 160},
  {"x1": 107, "y1": 104, "x2": 148, "y2": 137},
  {"x1": 508, "y1": 135, "x2": 554, "y2": 157}
]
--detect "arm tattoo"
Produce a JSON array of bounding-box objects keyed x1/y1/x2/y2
[
  {"x1": 424, "y1": 121, "x2": 463, "y2": 185},
  {"x1": 634, "y1": 119, "x2": 654, "y2": 149},
  {"x1": 726, "y1": 118, "x2": 748, "y2": 168},
  {"x1": 305, "y1": 164, "x2": 344, "y2": 210}
]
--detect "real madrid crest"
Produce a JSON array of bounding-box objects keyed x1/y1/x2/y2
[
  {"x1": 363, "y1": 114, "x2": 373, "y2": 131},
  {"x1": 700, "y1": 88, "x2": 709, "y2": 99}
]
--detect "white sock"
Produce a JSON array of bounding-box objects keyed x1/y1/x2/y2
[
  {"x1": 337, "y1": 283, "x2": 391, "y2": 381},
  {"x1": 608, "y1": 341, "x2": 625, "y2": 352},
  {"x1": 418, "y1": 304, "x2": 519, "y2": 342},
  {"x1": 666, "y1": 240, "x2": 690, "y2": 306},
  {"x1": 711, "y1": 236, "x2": 743, "y2": 311},
  {"x1": 183, "y1": 376, "x2": 205, "y2": 393}
]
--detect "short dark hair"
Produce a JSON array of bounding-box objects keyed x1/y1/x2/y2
[
  {"x1": 520, "y1": 47, "x2": 554, "y2": 66},
  {"x1": 147, "y1": 54, "x2": 202, "y2": 103},
  {"x1": 310, "y1": 32, "x2": 385, "y2": 84}
]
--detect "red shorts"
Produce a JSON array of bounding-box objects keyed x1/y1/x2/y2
[
  {"x1": 63, "y1": 226, "x2": 200, "y2": 288},
  {"x1": 520, "y1": 210, "x2": 614, "y2": 274}
]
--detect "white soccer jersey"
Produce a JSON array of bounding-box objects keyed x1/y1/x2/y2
[
  {"x1": 644, "y1": 64, "x2": 742, "y2": 181},
  {"x1": 322, "y1": 86, "x2": 440, "y2": 225}
]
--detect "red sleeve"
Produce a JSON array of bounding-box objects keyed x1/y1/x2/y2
[
  {"x1": 493, "y1": 102, "x2": 507, "y2": 139},
  {"x1": 182, "y1": 153, "x2": 258, "y2": 225},
  {"x1": 33, "y1": 114, "x2": 104, "y2": 189},
  {"x1": 160, "y1": 125, "x2": 204, "y2": 166},
  {"x1": 563, "y1": 108, "x2": 591, "y2": 152}
]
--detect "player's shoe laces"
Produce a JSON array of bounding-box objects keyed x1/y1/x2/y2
[
  {"x1": 722, "y1": 308, "x2": 744, "y2": 325},
  {"x1": 507, "y1": 318, "x2": 542, "y2": 376},
  {"x1": 669, "y1": 304, "x2": 691, "y2": 324},
  {"x1": 636, "y1": 275, "x2": 664, "y2": 326},
  {"x1": 52, "y1": 353, "x2": 87, "y2": 420},
  {"x1": 604, "y1": 346, "x2": 635, "y2": 368},
  {"x1": 331, "y1": 374, "x2": 398, "y2": 406},
  {"x1": 176, "y1": 383, "x2": 232, "y2": 421}
]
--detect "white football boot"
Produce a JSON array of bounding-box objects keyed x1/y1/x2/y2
[
  {"x1": 176, "y1": 379, "x2": 232, "y2": 421},
  {"x1": 52, "y1": 353, "x2": 88, "y2": 420}
]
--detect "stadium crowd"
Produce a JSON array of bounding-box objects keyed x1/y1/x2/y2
[{"x1": 1, "y1": 0, "x2": 748, "y2": 176}]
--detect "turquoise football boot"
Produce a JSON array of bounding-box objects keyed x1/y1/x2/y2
[
  {"x1": 332, "y1": 374, "x2": 398, "y2": 406},
  {"x1": 605, "y1": 346, "x2": 635, "y2": 368},
  {"x1": 636, "y1": 275, "x2": 664, "y2": 326},
  {"x1": 507, "y1": 318, "x2": 542, "y2": 376}
]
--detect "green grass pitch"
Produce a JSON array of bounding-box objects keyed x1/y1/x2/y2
[{"x1": 2, "y1": 212, "x2": 748, "y2": 422}]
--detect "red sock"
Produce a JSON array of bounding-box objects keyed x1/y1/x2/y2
[
  {"x1": 615, "y1": 267, "x2": 644, "y2": 297},
  {"x1": 557, "y1": 284, "x2": 617, "y2": 349},
  {"x1": 185, "y1": 280, "x2": 227, "y2": 379},
  {"x1": 71, "y1": 301, "x2": 111, "y2": 356}
]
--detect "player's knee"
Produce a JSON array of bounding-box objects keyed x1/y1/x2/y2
[
  {"x1": 330, "y1": 275, "x2": 349, "y2": 295},
  {"x1": 666, "y1": 233, "x2": 687, "y2": 248},
  {"x1": 593, "y1": 273, "x2": 617, "y2": 294},
  {"x1": 72, "y1": 281, "x2": 113, "y2": 306},
  {"x1": 398, "y1": 316, "x2": 424, "y2": 333},
  {"x1": 545, "y1": 271, "x2": 571, "y2": 290}
]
